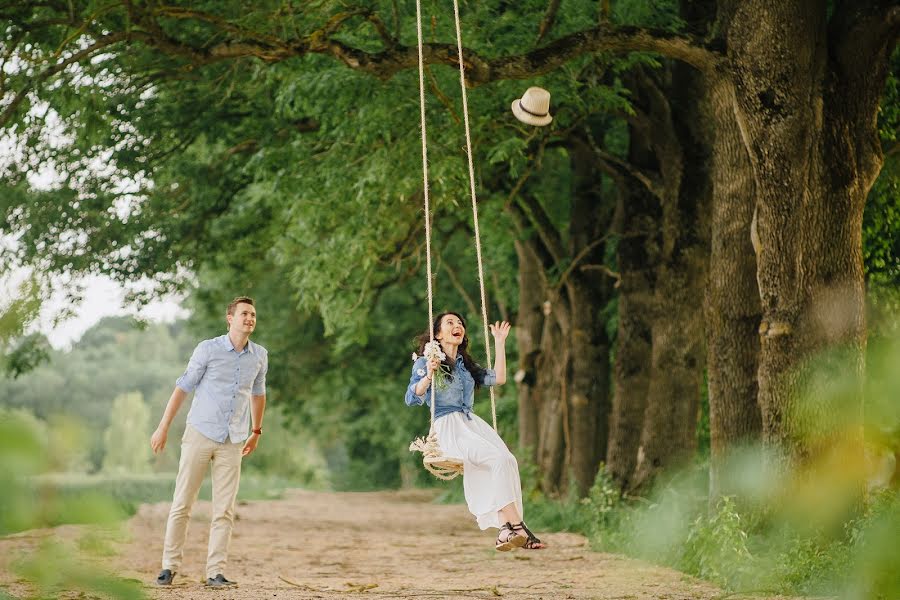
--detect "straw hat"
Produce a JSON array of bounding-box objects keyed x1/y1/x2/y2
[{"x1": 511, "y1": 87, "x2": 553, "y2": 126}]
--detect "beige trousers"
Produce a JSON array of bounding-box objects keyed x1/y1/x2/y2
[{"x1": 161, "y1": 424, "x2": 243, "y2": 579}]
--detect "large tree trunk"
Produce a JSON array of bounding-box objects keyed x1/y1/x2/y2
[
  {"x1": 564, "y1": 287, "x2": 610, "y2": 495},
  {"x1": 507, "y1": 143, "x2": 615, "y2": 495},
  {"x1": 506, "y1": 202, "x2": 571, "y2": 494},
  {"x1": 606, "y1": 125, "x2": 660, "y2": 491},
  {"x1": 535, "y1": 296, "x2": 568, "y2": 493},
  {"x1": 510, "y1": 228, "x2": 568, "y2": 489},
  {"x1": 514, "y1": 239, "x2": 544, "y2": 461},
  {"x1": 628, "y1": 64, "x2": 711, "y2": 491},
  {"x1": 631, "y1": 260, "x2": 706, "y2": 492},
  {"x1": 726, "y1": 0, "x2": 896, "y2": 460},
  {"x1": 704, "y1": 75, "x2": 762, "y2": 500},
  {"x1": 565, "y1": 134, "x2": 614, "y2": 495}
]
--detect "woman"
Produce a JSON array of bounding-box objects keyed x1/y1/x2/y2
[{"x1": 405, "y1": 311, "x2": 546, "y2": 551}]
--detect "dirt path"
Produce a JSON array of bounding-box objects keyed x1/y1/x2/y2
[{"x1": 2, "y1": 489, "x2": 776, "y2": 599}]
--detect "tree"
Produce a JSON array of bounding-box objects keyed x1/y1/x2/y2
[
  {"x1": 0, "y1": 275, "x2": 50, "y2": 376},
  {"x1": 2, "y1": 1, "x2": 898, "y2": 495},
  {"x1": 102, "y1": 392, "x2": 152, "y2": 474},
  {"x1": 703, "y1": 1, "x2": 898, "y2": 471},
  {"x1": 2, "y1": 0, "x2": 635, "y2": 493}
]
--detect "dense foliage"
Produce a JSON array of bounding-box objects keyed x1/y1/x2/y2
[{"x1": 1, "y1": 2, "x2": 899, "y2": 597}]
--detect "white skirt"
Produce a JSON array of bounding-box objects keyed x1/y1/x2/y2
[{"x1": 433, "y1": 411, "x2": 524, "y2": 530}]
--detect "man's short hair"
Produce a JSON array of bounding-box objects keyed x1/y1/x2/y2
[{"x1": 227, "y1": 296, "x2": 255, "y2": 315}]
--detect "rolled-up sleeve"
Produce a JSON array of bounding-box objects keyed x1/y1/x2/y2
[
  {"x1": 176, "y1": 341, "x2": 209, "y2": 393},
  {"x1": 405, "y1": 357, "x2": 430, "y2": 406},
  {"x1": 481, "y1": 367, "x2": 498, "y2": 387},
  {"x1": 252, "y1": 351, "x2": 268, "y2": 396}
]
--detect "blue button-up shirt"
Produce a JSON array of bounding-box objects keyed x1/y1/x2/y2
[
  {"x1": 405, "y1": 354, "x2": 497, "y2": 420},
  {"x1": 176, "y1": 334, "x2": 268, "y2": 443}
]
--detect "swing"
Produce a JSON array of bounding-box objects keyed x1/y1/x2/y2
[{"x1": 407, "y1": 0, "x2": 499, "y2": 481}]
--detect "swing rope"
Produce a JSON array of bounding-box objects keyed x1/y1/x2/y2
[
  {"x1": 452, "y1": 0, "x2": 497, "y2": 432},
  {"x1": 411, "y1": 0, "x2": 460, "y2": 481},
  {"x1": 409, "y1": 0, "x2": 496, "y2": 480},
  {"x1": 413, "y1": 0, "x2": 436, "y2": 430}
]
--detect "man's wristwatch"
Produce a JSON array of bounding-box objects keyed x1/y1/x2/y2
[{"x1": 252, "y1": 428, "x2": 262, "y2": 435}]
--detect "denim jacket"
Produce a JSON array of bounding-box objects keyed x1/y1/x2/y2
[{"x1": 404, "y1": 354, "x2": 497, "y2": 420}]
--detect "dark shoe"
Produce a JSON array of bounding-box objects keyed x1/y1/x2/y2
[
  {"x1": 206, "y1": 574, "x2": 237, "y2": 587},
  {"x1": 156, "y1": 569, "x2": 176, "y2": 586},
  {"x1": 511, "y1": 521, "x2": 547, "y2": 549},
  {"x1": 495, "y1": 521, "x2": 527, "y2": 552}
]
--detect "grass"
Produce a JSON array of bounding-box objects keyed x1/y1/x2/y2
[{"x1": 434, "y1": 458, "x2": 899, "y2": 600}]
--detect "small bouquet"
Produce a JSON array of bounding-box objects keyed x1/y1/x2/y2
[{"x1": 412, "y1": 340, "x2": 450, "y2": 390}]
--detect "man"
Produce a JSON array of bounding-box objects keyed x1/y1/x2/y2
[{"x1": 149, "y1": 296, "x2": 268, "y2": 587}]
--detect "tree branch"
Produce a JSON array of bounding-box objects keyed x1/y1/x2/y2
[
  {"x1": 600, "y1": 0, "x2": 612, "y2": 23},
  {"x1": 632, "y1": 68, "x2": 682, "y2": 188},
  {"x1": 96, "y1": 15, "x2": 720, "y2": 79},
  {"x1": 501, "y1": 133, "x2": 550, "y2": 211},
  {"x1": 553, "y1": 235, "x2": 614, "y2": 290},
  {"x1": 506, "y1": 201, "x2": 557, "y2": 279},
  {"x1": 585, "y1": 103, "x2": 667, "y2": 201},
  {"x1": 579, "y1": 263, "x2": 621, "y2": 282},
  {"x1": 885, "y1": 139, "x2": 900, "y2": 158},
  {"x1": 536, "y1": 0, "x2": 563, "y2": 44},
  {"x1": 490, "y1": 271, "x2": 509, "y2": 322},
  {"x1": 515, "y1": 192, "x2": 566, "y2": 264},
  {"x1": 425, "y1": 65, "x2": 461, "y2": 124},
  {"x1": 391, "y1": 0, "x2": 401, "y2": 41},
  {"x1": 0, "y1": 31, "x2": 129, "y2": 128},
  {"x1": 487, "y1": 23, "x2": 718, "y2": 79},
  {"x1": 363, "y1": 11, "x2": 396, "y2": 48},
  {"x1": 4, "y1": 8, "x2": 719, "y2": 130},
  {"x1": 153, "y1": 5, "x2": 288, "y2": 48},
  {"x1": 594, "y1": 147, "x2": 665, "y2": 201},
  {"x1": 441, "y1": 257, "x2": 480, "y2": 318},
  {"x1": 52, "y1": 2, "x2": 122, "y2": 58}
]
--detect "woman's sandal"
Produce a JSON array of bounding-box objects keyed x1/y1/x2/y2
[
  {"x1": 512, "y1": 521, "x2": 547, "y2": 549},
  {"x1": 495, "y1": 521, "x2": 527, "y2": 551}
]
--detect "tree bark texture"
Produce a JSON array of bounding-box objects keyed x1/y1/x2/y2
[
  {"x1": 606, "y1": 124, "x2": 660, "y2": 491},
  {"x1": 507, "y1": 139, "x2": 616, "y2": 495},
  {"x1": 621, "y1": 64, "x2": 710, "y2": 492},
  {"x1": 535, "y1": 300, "x2": 568, "y2": 493},
  {"x1": 506, "y1": 213, "x2": 568, "y2": 490},
  {"x1": 725, "y1": 0, "x2": 898, "y2": 458},
  {"x1": 514, "y1": 239, "x2": 544, "y2": 462},
  {"x1": 704, "y1": 75, "x2": 762, "y2": 500},
  {"x1": 565, "y1": 134, "x2": 615, "y2": 495}
]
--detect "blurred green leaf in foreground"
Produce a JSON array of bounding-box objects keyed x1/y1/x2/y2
[{"x1": 0, "y1": 413, "x2": 144, "y2": 600}]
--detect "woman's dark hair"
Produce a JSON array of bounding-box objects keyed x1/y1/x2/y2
[{"x1": 415, "y1": 311, "x2": 488, "y2": 386}]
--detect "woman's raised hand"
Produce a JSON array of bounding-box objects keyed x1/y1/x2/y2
[{"x1": 490, "y1": 321, "x2": 512, "y2": 343}]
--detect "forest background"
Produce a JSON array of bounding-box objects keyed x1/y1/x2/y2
[{"x1": 1, "y1": 1, "x2": 899, "y2": 599}]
